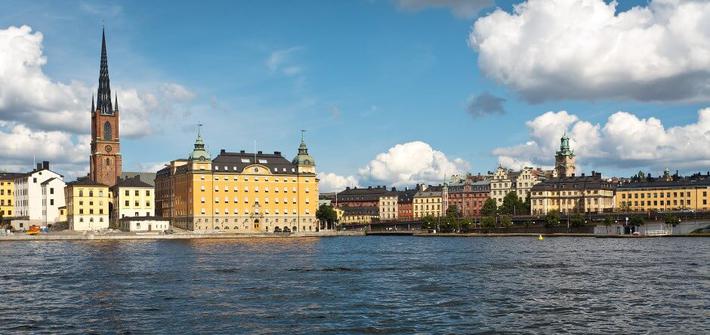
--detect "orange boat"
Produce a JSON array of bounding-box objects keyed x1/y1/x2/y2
[{"x1": 26, "y1": 225, "x2": 41, "y2": 235}]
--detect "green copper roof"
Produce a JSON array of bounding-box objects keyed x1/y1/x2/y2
[
  {"x1": 292, "y1": 131, "x2": 315, "y2": 166},
  {"x1": 189, "y1": 126, "x2": 211, "y2": 161},
  {"x1": 556, "y1": 133, "x2": 574, "y2": 157}
]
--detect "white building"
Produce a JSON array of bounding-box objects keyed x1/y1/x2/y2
[
  {"x1": 117, "y1": 217, "x2": 170, "y2": 232},
  {"x1": 13, "y1": 161, "x2": 65, "y2": 228},
  {"x1": 111, "y1": 175, "x2": 155, "y2": 227}
]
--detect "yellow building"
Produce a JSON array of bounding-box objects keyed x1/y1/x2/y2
[
  {"x1": 615, "y1": 179, "x2": 710, "y2": 212},
  {"x1": 0, "y1": 173, "x2": 22, "y2": 218},
  {"x1": 530, "y1": 172, "x2": 615, "y2": 215},
  {"x1": 65, "y1": 179, "x2": 110, "y2": 231},
  {"x1": 111, "y1": 175, "x2": 155, "y2": 225},
  {"x1": 413, "y1": 185, "x2": 444, "y2": 218},
  {"x1": 155, "y1": 130, "x2": 319, "y2": 233}
]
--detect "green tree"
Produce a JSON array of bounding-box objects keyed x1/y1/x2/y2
[
  {"x1": 544, "y1": 210, "x2": 561, "y2": 228},
  {"x1": 499, "y1": 215, "x2": 512, "y2": 227},
  {"x1": 663, "y1": 214, "x2": 679, "y2": 226},
  {"x1": 481, "y1": 198, "x2": 498, "y2": 216},
  {"x1": 459, "y1": 219, "x2": 472, "y2": 232},
  {"x1": 499, "y1": 192, "x2": 525, "y2": 215},
  {"x1": 523, "y1": 196, "x2": 531, "y2": 215},
  {"x1": 629, "y1": 216, "x2": 645, "y2": 226},
  {"x1": 481, "y1": 216, "x2": 496, "y2": 228},
  {"x1": 446, "y1": 204, "x2": 461, "y2": 219},
  {"x1": 316, "y1": 204, "x2": 338, "y2": 228},
  {"x1": 569, "y1": 213, "x2": 585, "y2": 227},
  {"x1": 421, "y1": 215, "x2": 436, "y2": 230}
]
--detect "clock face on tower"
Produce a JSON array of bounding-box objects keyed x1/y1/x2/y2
[{"x1": 105, "y1": 145, "x2": 112, "y2": 153}]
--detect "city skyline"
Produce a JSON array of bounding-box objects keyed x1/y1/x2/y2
[{"x1": 1, "y1": 0, "x2": 710, "y2": 192}]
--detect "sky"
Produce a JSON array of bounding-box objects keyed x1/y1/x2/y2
[{"x1": 1, "y1": 0, "x2": 710, "y2": 192}]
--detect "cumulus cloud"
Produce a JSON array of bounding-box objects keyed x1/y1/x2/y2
[
  {"x1": 358, "y1": 141, "x2": 470, "y2": 186},
  {"x1": 466, "y1": 92, "x2": 505, "y2": 118},
  {"x1": 470, "y1": 0, "x2": 710, "y2": 102},
  {"x1": 0, "y1": 25, "x2": 195, "y2": 137},
  {"x1": 493, "y1": 108, "x2": 710, "y2": 172},
  {"x1": 0, "y1": 25, "x2": 195, "y2": 176},
  {"x1": 319, "y1": 141, "x2": 469, "y2": 192},
  {"x1": 396, "y1": 0, "x2": 492, "y2": 18},
  {"x1": 317, "y1": 172, "x2": 360, "y2": 193}
]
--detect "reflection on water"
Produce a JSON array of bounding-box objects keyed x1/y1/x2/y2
[{"x1": 0, "y1": 237, "x2": 707, "y2": 334}]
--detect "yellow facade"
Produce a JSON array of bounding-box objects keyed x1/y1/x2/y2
[
  {"x1": 65, "y1": 181, "x2": 110, "y2": 231},
  {"x1": 156, "y1": 132, "x2": 319, "y2": 233},
  {"x1": 413, "y1": 188, "x2": 443, "y2": 218},
  {"x1": 0, "y1": 175, "x2": 18, "y2": 217},
  {"x1": 530, "y1": 173, "x2": 615, "y2": 215},
  {"x1": 616, "y1": 182, "x2": 710, "y2": 212}
]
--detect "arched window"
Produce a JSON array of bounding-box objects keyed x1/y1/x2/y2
[{"x1": 103, "y1": 122, "x2": 112, "y2": 140}]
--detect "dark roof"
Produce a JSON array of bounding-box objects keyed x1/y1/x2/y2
[
  {"x1": 121, "y1": 172, "x2": 156, "y2": 186},
  {"x1": 0, "y1": 172, "x2": 25, "y2": 180},
  {"x1": 114, "y1": 175, "x2": 153, "y2": 188},
  {"x1": 66, "y1": 178, "x2": 107, "y2": 187},
  {"x1": 40, "y1": 177, "x2": 59, "y2": 185},
  {"x1": 118, "y1": 216, "x2": 169, "y2": 222},
  {"x1": 617, "y1": 178, "x2": 710, "y2": 190},
  {"x1": 212, "y1": 150, "x2": 300, "y2": 175},
  {"x1": 342, "y1": 206, "x2": 379, "y2": 216},
  {"x1": 337, "y1": 186, "x2": 397, "y2": 202},
  {"x1": 397, "y1": 189, "x2": 418, "y2": 203},
  {"x1": 531, "y1": 173, "x2": 614, "y2": 192}
]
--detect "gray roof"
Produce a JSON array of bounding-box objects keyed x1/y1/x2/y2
[
  {"x1": 121, "y1": 172, "x2": 156, "y2": 186},
  {"x1": 212, "y1": 150, "x2": 300, "y2": 175},
  {"x1": 617, "y1": 178, "x2": 710, "y2": 190},
  {"x1": 114, "y1": 176, "x2": 153, "y2": 189}
]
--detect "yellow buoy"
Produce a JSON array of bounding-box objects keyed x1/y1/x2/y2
[{"x1": 538, "y1": 234, "x2": 544, "y2": 241}]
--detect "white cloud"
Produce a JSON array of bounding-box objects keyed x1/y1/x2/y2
[
  {"x1": 0, "y1": 25, "x2": 196, "y2": 177},
  {"x1": 493, "y1": 108, "x2": 710, "y2": 172},
  {"x1": 317, "y1": 172, "x2": 360, "y2": 193},
  {"x1": 0, "y1": 25, "x2": 195, "y2": 137},
  {"x1": 318, "y1": 141, "x2": 469, "y2": 192},
  {"x1": 470, "y1": 0, "x2": 710, "y2": 102},
  {"x1": 266, "y1": 47, "x2": 304, "y2": 76},
  {"x1": 396, "y1": 0, "x2": 492, "y2": 18},
  {"x1": 358, "y1": 141, "x2": 470, "y2": 186}
]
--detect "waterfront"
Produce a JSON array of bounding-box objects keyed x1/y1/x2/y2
[{"x1": 0, "y1": 237, "x2": 707, "y2": 334}]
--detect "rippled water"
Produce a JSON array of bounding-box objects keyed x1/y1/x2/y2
[{"x1": 0, "y1": 237, "x2": 708, "y2": 334}]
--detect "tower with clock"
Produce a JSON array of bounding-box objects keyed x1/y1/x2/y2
[{"x1": 89, "y1": 28, "x2": 122, "y2": 187}]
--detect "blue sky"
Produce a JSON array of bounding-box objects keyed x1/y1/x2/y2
[{"x1": 1, "y1": 0, "x2": 709, "y2": 191}]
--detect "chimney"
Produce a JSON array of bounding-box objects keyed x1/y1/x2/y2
[
  {"x1": 220, "y1": 149, "x2": 226, "y2": 154},
  {"x1": 36, "y1": 163, "x2": 42, "y2": 171},
  {"x1": 257, "y1": 151, "x2": 262, "y2": 154},
  {"x1": 42, "y1": 161, "x2": 49, "y2": 170},
  {"x1": 274, "y1": 151, "x2": 281, "y2": 155},
  {"x1": 240, "y1": 150, "x2": 245, "y2": 154}
]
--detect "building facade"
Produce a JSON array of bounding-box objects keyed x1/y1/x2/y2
[
  {"x1": 413, "y1": 185, "x2": 444, "y2": 218},
  {"x1": 530, "y1": 172, "x2": 615, "y2": 215},
  {"x1": 448, "y1": 180, "x2": 490, "y2": 217},
  {"x1": 0, "y1": 173, "x2": 23, "y2": 218},
  {"x1": 155, "y1": 131, "x2": 319, "y2": 233},
  {"x1": 89, "y1": 29, "x2": 122, "y2": 187},
  {"x1": 111, "y1": 175, "x2": 155, "y2": 225},
  {"x1": 397, "y1": 188, "x2": 417, "y2": 221},
  {"x1": 13, "y1": 162, "x2": 65, "y2": 226},
  {"x1": 65, "y1": 179, "x2": 110, "y2": 231},
  {"x1": 615, "y1": 179, "x2": 710, "y2": 212},
  {"x1": 335, "y1": 186, "x2": 398, "y2": 223}
]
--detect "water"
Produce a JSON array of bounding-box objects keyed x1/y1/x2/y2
[{"x1": 0, "y1": 236, "x2": 707, "y2": 334}]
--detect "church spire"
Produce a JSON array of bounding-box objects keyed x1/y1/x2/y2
[
  {"x1": 96, "y1": 27, "x2": 113, "y2": 115},
  {"x1": 114, "y1": 93, "x2": 119, "y2": 112},
  {"x1": 91, "y1": 94, "x2": 95, "y2": 113}
]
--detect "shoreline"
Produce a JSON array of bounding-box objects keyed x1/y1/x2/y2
[{"x1": 0, "y1": 231, "x2": 707, "y2": 241}]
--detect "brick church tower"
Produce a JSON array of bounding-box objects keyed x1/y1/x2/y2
[{"x1": 89, "y1": 29, "x2": 122, "y2": 187}]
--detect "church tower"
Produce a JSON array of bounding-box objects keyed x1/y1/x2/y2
[
  {"x1": 555, "y1": 133, "x2": 576, "y2": 178},
  {"x1": 292, "y1": 131, "x2": 316, "y2": 174},
  {"x1": 90, "y1": 28, "x2": 122, "y2": 187}
]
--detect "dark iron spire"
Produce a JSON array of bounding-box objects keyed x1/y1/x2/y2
[
  {"x1": 114, "y1": 94, "x2": 119, "y2": 112},
  {"x1": 91, "y1": 94, "x2": 95, "y2": 113},
  {"x1": 96, "y1": 28, "x2": 113, "y2": 114}
]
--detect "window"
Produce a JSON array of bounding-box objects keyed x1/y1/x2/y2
[
  {"x1": 125, "y1": 200, "x2": 129, "y2": 206},
  {"x1": 135, "y1": 190, "x2": 139, "y2": 196},
  {"x1": 103, "y1": 122, "x2": 112, "y2": 140}
]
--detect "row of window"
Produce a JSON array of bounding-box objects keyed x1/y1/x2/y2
[
  {"x1": 123, "y1": 190, "x2": 151, "y2": 196},
  {"x1": 414, "y1": 204, "x2": 442, "y2": 210},
  {"x1": 200, "y1": 208, "x2": 310, "y2": 215},
  {"x1": 198, "y1": 185, "x2": 308, "y2": 193},
  {"x1": 620, "y1": 199, "x2": 705, "y2": 207},
  {"x1": 124, "y1": 200, "x2": 152, "y2": 207},
  {"x1": 413, "y1": 198, "x2": 441, "y2": 203},
  {"x1": 201, "y1": 175, "x2": 310, "y2": 183},
  {"x1": 200, "y1": 197, "x2": 309, "y2": 204},
  {"x1": 620, "y1": 191, "x2": 705, "y2": 199}
]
